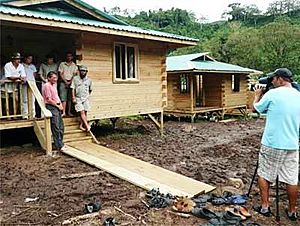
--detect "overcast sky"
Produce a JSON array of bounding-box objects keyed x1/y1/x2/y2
[{"x1": 83, "y1": 0, "x2": 275, "y2": 22}]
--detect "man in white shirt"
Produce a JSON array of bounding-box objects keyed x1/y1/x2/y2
[
  {"x1": 4, "y1": 52, "x2": 26, "y2": 117},
  {"x1": 23, "y1": 54, "x2": 37, "y2": 118},
  {"x1": 58, "y1": 52, "x2": 78, "y2": 117}
]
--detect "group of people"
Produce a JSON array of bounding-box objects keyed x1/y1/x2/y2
[{"x1": 1, "y1": 52, "x2": 93, "y2": 153}]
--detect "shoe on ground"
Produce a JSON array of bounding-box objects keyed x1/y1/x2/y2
[
  {"x1": 285, "y1": 209, "x2": 298, "y2": 221},
  {"x1": 51, "y1": 150, "x2": 60, "y2": 158},
  {"x1": 253, "y1": 205, "x2": 271, "y2": 217},
  {"x1": 60, "y1": 145, "x2": 68, "y2": 152}
]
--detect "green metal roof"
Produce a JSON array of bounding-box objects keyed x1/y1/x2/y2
[
  {"x1": 0, "y1": 2, "x2": 198, "y2": 43},
  {"x1": 0, "y1": 0, "x2": 127, "y2": 25},
  {"x1": 167, "y1": 53, "x2": 255, "y2": 74}
]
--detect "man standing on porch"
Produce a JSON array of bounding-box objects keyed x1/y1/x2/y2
[
  {"x1": 4, "y1": 53, "x2": 26, "y2": 116},
  {"x1": 43, "y1": 71, "x2": 67, "y2": 153},
  {"x1": 23, "y1": 54, "x2": 37, "y2": 118},
  {"x1": 38, "y1": 54, "x2": 58, "y2": 87},
  {"x1": 58, "y1": 52, "x2": 78, "y2": 117},
  {"x1": 71, "y1": 65, "x2": 92, "y2": 132}
]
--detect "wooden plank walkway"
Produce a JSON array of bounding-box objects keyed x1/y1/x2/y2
[{"x1": 63, "y1": 142, "x2": 215, "y2": 197}]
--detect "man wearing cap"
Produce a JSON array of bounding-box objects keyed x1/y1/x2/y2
[
  {"x1": 252, "y1": 68, "x2": 300, "y2": 221},
  {"x1": 58, "y1": 52, "x2": 78, "y2": 117},
  {"x1": 4, "y1": 53, "x2": 26, "y2": 116},
  {"x1": 71, "y1": 65, "x2": 92, "y2": 131}
]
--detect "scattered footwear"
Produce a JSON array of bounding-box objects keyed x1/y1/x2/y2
[
  {"x1": 172, "y1": 196, "x2": 195, "y2": 213},
  {"x1": 51, "y1": 150, "x2": 60, "y2": 158},
  {"x1": 103, "y1": 217, "x2": 116, "y2": 226},
  {"x1": 285, "y1": 209, "x2": 298, "y2": 221},
  {"x1": 227, "y1": 195, "x2": 248, "y2": 205},
  {"x1": 146, "y1": 188, "x2": 174, "y2": 209},
  {"x1": 225, "y1": 207, "x2": 247, "y2": 221},
  {"x1": 211, "y1": 197, "x2": 228, "y2": 206},
  {"x1": 192, "y1": 207, "x2": 219, "y2": 220},
  {"x1": 238, "y1": 206, "x2": 251, "y2": 218},
  {"x1": 85, "y1": 200, "x2": 101, "y2": 213},
  {"x1": 192, "y1": 194, "x2": 212, "y2": 207},
  {"x1": 60, "y1": 145, "x2": 68, "y2": 152},
  {"x1": 252, "y1": 205, "x2": 271, "y2": 217}
]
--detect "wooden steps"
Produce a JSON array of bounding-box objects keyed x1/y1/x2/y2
[
  {"x1": 63, "y1": 142, "x2": 215, "y2": 197},
  {"x1": 36, "y1": 117, "x2": 93, "y2": 144}
]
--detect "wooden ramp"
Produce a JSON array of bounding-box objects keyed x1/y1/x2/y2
[{"x1": 62, "y1": 141, "x2": 215, "y2": 197}]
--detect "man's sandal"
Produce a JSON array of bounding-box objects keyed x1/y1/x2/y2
[{"x1": 253, "y1": 205, "x2": 272, "y2": 217}]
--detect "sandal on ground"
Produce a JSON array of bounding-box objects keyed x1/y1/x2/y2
[
  {"x1": 238, "y1": 206, "x2": 251, "y2": 218},
  {"x1": 193, "y1": 194, "x2": 212, "y2": 207},
  {"x1": 227, "y1": 195, "x2": 248, "y2": 205},
  {"x1": 225, "y1": 207, "x2": 247, "y2": 221},
  {"x1": 192, "y1": 207, "x2": 219, "y2": 219},
  {"x1": 223, "y1": 210, "x2": 243, "y2": 222},
  {"x1": 211, "y1": 197, "x2": 228, "y2": 205},
  {"x1": 285, "y1": 209, "x2": 298, "y2": 221},
  {"x1": 209, "y1": 216, "x2": 241, "y2": 226},
  {"x1": 252, "y1": 205, "x2": 271, "y2": 217}
]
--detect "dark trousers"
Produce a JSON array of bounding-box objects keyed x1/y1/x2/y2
[{"x1": 46, "y1": 104, "x2": 64, "y2": 149}]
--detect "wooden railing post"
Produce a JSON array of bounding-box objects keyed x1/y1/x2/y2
[
  {"x1": 27, "y1": 85, "x2": 33, "y2": 119},
  {"x1": 44, "y1": 117, "x2": 52, "y2": 156}
]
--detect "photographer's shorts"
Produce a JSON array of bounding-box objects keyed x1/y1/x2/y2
[
  {"x1": 75, "y1": 99, "x2": 90, "y2": 112},
  {"x1": 258, "y1": 145, "x2": 299, "y2": 185}
]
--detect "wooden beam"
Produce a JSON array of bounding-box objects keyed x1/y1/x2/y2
[
  {"x1": 33, "y1": 121, "x2": 46, "y2": 150},
  {"x1": 27, "y1": 81, "x2": 51, "y2": 118},
  {"x1": 61, "y1": 171, "x2": 102, "y2": 179},
  {"x1": 44, "y1": 117, "x2": 52, "y2": 156},
  {"x1": 148, "y1": 113, "x2": 160, "y2": 129},
  {"x1": 4, "y1": 0, "x2": 58, "y2": 7},
  {"x1": 190, "y1": 74, "x2": 194, "y2": 112},
  {"x1": 63, "y1": 143, "x2": 215, "y2": 196},
  {"x1": 160, "y1": 111, "x2": 164, "y2": 136},
  {"x1": 65, "y1": 0, "x2": 110, "y2": 22},
  {"x1": 4, "y1": 83, "x2": 9, "y2": 117},
  {"x1": 27, "y1": 85, "x2": 33, "y2": 119},
  {"x1": 12, "y1": 83, "x2": 17, "y2": 116},
  {"x1": 0, "y1": 14, "x2": 198, "y2": 46}
]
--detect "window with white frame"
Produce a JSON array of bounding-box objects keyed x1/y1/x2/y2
[{"x1": 114, "y1": 43, "x2": 138, "y2": 81}]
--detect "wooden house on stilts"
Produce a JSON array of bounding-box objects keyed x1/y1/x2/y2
[
  {"x1": 165, "y1": 53, "x2": 256, "y2": 122},
  {"x1": 0, "y1": 0, "x2": 198, "y2": 154}
]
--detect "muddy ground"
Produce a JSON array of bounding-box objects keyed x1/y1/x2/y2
[{"x1": 0, "y1": 118, "x2": 299, "y2": 226}]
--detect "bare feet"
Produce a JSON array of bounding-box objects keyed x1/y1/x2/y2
[
  {"x1": 86, "y1": 126, "x2": 91, "y2": 132},
  {"x1": 68, "y1": 113, "x2": 74, "y2": 117},
  {"x1": 79, "y1": 125, "x2": 86, "y2": 131},
  {"x1": 62, "y1": 113, "x2": 66, "y2": 117}
]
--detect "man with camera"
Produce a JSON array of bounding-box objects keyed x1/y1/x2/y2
[{"x1": 252, "y1": 68, "x2": 300, "y2": 221}]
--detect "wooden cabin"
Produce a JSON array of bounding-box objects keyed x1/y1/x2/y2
[
  {"x1": 165, "y1": 53, "x2": 256, "y2": 122},
  {"x1": 0, "y1": 0, "x2": 198, "y2": 154}
]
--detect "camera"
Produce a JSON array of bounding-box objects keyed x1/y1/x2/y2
[{"x1": 250, "y1": 76, "x2": 300, "y2": 93}]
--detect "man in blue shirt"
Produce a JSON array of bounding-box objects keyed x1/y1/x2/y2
[{"x1": 252, "y1": 68, "x2": 300, "y2": 221}]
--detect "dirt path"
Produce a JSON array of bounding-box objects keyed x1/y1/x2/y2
[{"x1": 0, "y1": 118, "x2": 299, "y2": 225}]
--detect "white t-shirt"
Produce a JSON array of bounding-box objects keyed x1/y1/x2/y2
[
  {"x1": 23, "y1": 63, "x2": 37, "y2": 81},
  {"x1": 3, "y1": 62, "x2": 26, "y2": 93},
  {"x1": 4, "y1": 62, "x2": 26, "y2": 78}
]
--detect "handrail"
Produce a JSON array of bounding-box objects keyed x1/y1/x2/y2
[{"x1": 27, "y1": 80, "x2": 52, "y2": 118}]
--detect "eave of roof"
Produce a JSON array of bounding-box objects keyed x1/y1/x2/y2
[
  {"x1": 0, "y1": 5, "x2": 199, "y2": 45},
  {"x1": 167, "y1": 53, "x2": 256, "y2": 74}
]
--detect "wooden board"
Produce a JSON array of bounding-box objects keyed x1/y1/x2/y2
[{"x1": 63, "y1": 142, "x2": 215, "y2": 197}]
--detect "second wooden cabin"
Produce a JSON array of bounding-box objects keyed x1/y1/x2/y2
[{"x1": 165, "y1": 53, "x2": 256, "y2": 122}]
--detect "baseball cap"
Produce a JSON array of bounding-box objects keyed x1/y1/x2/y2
[
  {"x1": 11, "y1": 52, "x2": 22, "y2": 59},
  {"x1": 78, "y1": 65, "x2": 88, "y2": 71},
  {"x1": 267, "y1": 68, "x2": 293, "y2": 79}
]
